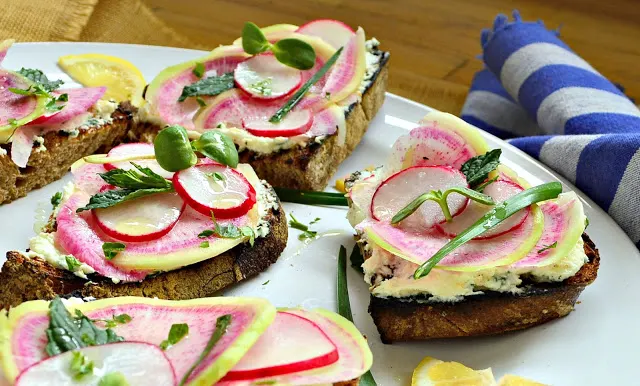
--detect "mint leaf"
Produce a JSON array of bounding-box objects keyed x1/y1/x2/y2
[
  {"x1": 460, "y1": 149, "x2": 502, "y2": 189},
  {"x1": 100, "y1": 163, "x2": 172, "y2": 190},
  {"x1": 17, "y1": 68, "x2": 64, "y2": 92},
  {"x1": 178, "y1": 73, "x2": 234, "y2": 102},
  {"x1": 102, "y1": 242, "x2": 125, "y2": 260},
  {"x1": 69, "y1": 351, "x2": 94, "y2": 380},
  {"x1": 211, "y1": 214, "x2": 256, "y2": 246},
  {"x1": 76, "y1": 187, "x2": 172, "y2": 212},
  {"x1": 160, "y1": 323, "x2": 189, "y2": 350},
  {"x1": 192, "y1": 62, "x2": 205, "y2": 78}
]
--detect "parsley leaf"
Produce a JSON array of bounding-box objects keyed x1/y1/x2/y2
[
  {"x1": 537, "y1": 241, "x2": 558, "y2": 254},
  {"x1": 65, "y1": 255, "x2": 82, "y2": 271},
  {"x1": 178, "y1": 73, "x2": 235, "y2": 102},
  {"x1": 160, "y1": 323, "x2": 189, "y2": 350},
  {"x1": 102, "y1": 242, "x2": 126, "y2": 260},
  {"x1": 17, "y1": 68, "x2": 64, "y2": 92},
  {"x1": 460, "y1": 149, "x2": 502, "y2": 189},
  {"x1": 69, "y1": 351, "x2": 94, "y2": 380}
]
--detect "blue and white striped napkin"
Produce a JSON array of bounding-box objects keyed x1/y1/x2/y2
[{"x1": 461, "y1": 11, "x2": 640, "y2": 248}]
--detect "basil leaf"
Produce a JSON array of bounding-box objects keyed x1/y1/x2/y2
[
  {"x1": 177, "y1": 72, "x2": 235, "y2": 102},
  {"x1": 76, "y1": 187, "x2": 172, "y2": 212},
  {"x1": 241, "y1": 22, "x2": 270, "y2": 55},
  {"x1": 191, "y1": 130, "x2": 239, "y2": 168},
  {"x1": 350, "y1": 245, "x2": 365, "y2": 274},
  {"x1": 192, "y1": 62, "x2": 205, "y2": 78},
  {"x1": 65, "y1": 255, "x2": 82, "y2": 271},
  {"x1": 413, "y1": 182, "x2": 563, "y2": 279},
  {"x1": 273, "y1": 188, "x2": 348, "y2": 206},
  {"x1": 69, "y1": 351, "x2": 94, "y2": 380},
  {"x1": 99, "y1": 372, "x2": 130, "y2": 386},
  {"x1": 460, "y1": 149, "x2": 502, "y2": 189},
  {"x1": 179, "y1": 315, "x2": 231, "y2": 386},
  {"x1": 100, "y1": 163, "x2": 172, "y2": 190},
  {"x1": 102, "y1": 242, "x2": 126, "y2": 260},
  {"x1": 160, "y1": 323, "x2": 189, "y2": 350},
  {"x1": 17, "y1": 68, "x2": 64, "y2": 91},
  {"x1": 271, "y1": 38, "x2": 316, "y2": 70}
]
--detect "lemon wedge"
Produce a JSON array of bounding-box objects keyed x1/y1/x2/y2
[
  {"x1": 58, "y1": 54, "x2": 146, "y2": 107},
  {"x1": 412, "y1": 357, "x2": 495, "y2": 386},
  {"x1": 497, "y1": 374, "x2": 548, "y2": 386}
]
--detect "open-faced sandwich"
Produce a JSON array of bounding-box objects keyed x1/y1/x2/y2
[
  {"x1": 0, "y1": 127, "x2": 287, "y2": 309},
  {"x1": 0, "y1": 40, "x2": 138, "y2": 205},
  {"x1": 345, "y1": 111, "x2": 600, "y2": 342},
  {"x1": 134, "y1": 20, "x2": 389, "y2": 191},
  {"x1": 0, "y1": 296, "x2": 372, "y2": 385}
]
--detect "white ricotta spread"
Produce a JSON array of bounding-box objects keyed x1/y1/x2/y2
[
  {"x1": 33, "y1": 136, "x2": 46, "y2": 153},
  {"x1": 255, "y1": 180, "x2": 280, "y2": 238},
  {"x1": 0, "y1": 147, "x2": 6, "y2": 156}
]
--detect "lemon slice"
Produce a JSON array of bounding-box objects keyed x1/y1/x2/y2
[
  {"x1": 58, "y1": 54, "x2": 146, "y2": 107},
  {"x1": 497, "y1": 374, "x2": 548, "y2": 386},
  {"x1": 412, "y1": 357, "x2": 496, "y2": 386}
]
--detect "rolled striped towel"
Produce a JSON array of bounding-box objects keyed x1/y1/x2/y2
[{"x1": 461, "y1": 11, "x2": 640, "y2": 248}]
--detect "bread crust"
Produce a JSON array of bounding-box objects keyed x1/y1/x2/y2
[
  {"x1": 368, "y1": 234, "x2": 600, "y2": 343},
  {"x1": 0, "y1": 187, "x2": 287, "y2": 309},
  {"x1": 0, "y1": 103, "x2": 135, "y2": 205}
]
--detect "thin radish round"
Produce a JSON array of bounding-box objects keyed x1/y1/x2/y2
[
  {"x1": 93, "y1": 191, "x2": 186, "y2": 242},
  {"x1": 436, "y1": 179, "x2": 529, "y2": 239},
  {"x1": 173, "y1": 163, "x2": 257, "y2": 219},
  {"x1": 297, "y1": 19, "x2": 355, "y2": 50},
  {"x1": 234, "y1": 54, "x2": 302, "y2": 99},
  {"x1": 371, "y1": 166, "x2": 468, "y2": 230},
  {"x1": 105, "y1": 143, "x2": 173, "y2": 179},
  {"x1": 15, "y1": 342, "x2": 177, "y2": 386},
  {"x1": 242, "y1": 109, "x2": 313, "y2": 137},
  {"x1": 28, "y1": 87, "x2": 106, "y2": 125},
  {"x1": 222, "y1": 311, "x2": 339, "y2": 381}
]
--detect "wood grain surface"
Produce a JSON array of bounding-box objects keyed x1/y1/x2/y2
[{"x1": 145, "y1": 0, "x2": 640, "y2": 114}]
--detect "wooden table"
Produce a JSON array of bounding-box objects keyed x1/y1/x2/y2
[{"x1": 146, "y1": 0, "x2": 640, "y2": 113}]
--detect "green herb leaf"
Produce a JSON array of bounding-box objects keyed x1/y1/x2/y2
[
  {"x1": 241, "y1": 22, "x2": 270, "y2": 55},
  {"x1": 192, "y1": 62, "x2": 205, "y2": 78},
  {"x1": 102, "y1": 242, "x2": 126, "y2": 260},
  {"x1": 198, "y1": 229, "x2": 214, "y2": 238},
  {"x1": 262, "y1": 280, "x2": 270, "y2": 285},
  {"x1": 178, "y1": 72, "x2": 235, "y2": 102},
  {"x1": 154, "y1": 125, "x2": 198, "y2": 172},
  {"x1": 211, "y1": 213, "x2": 256, "y2": 246},
  {"x1": 51, "y1": 191, "x2": 63, "y2": 207},
  {"x1": 207, "y1": 172, "x2": 226, "y2": 182},
  {"x1": 179, "y1": 315, "x2": 231, "y2": 386},
  {"x1": 271, "y1": 38, "x2": 316, "y2": 70},
  {"x1": 349, "y1": 245, "x2": 365, "y2": 274},
  {"x1": 7, "y1": 118, "x2": 18, "y2": 127},
  {"x1": 273, "y1": 187, "x2": 348, "y2": 206},
  {"x1": 585, "y1": 217, "x2": 590, "y2": 229},
  {"x1": 474, "y1": 175, "x2": 499, "y2": 193},
  {"x1": 200, "y1": 241, "x2": 210, "y2": 248},
  {"x1": 65, "y1": 255, "x2": 82, "y2": 271},
  {"x1": 99, "y1": 372, "x2": 130, "y2": 386},
  {"x1": 69, "y1": 351, "x2": 94, "y2": 380},
  {"x1": 17, "y1": 68, "x2": 64, "y2": 91},
  {"x1": 160, "y1": 323, "x2": 189, "y2": 350},
  {"x1": 45, "y1": 298, "x2": 125, "y2": 356},
  {"x1": 538, "y1": 241, "x2": 558, "y2": 254},
  {"x1": 77, "y1": 187, "x2": 173, "y2": 212},
  {"x1": 249, "y1": 78, "x2": 273, "y2": 96},
  {"x1": 195, "y1": 96, "x2": 207, "y2": 107},
  {"x1": 310, "y1": 217, "x2": 321, "y2": 225},
  {"x1": 269, "y1": 47, "x2": 342, "y2": 123},
  {"x1": 460, "y1": 149, "x2": 502, "y2": 189},
  {"x1": 413, "y1": 182, "x2": 563, "y2": 279},
  {"x1": 92, "y1": 314, "x2": 132, "y2": 329},
  {"x1": 288, "y1": 213, "x2": 318, "y2": 240},
  {"x1": 191, "y1": 130, "x2": 239, "y2": 168},
  {"x1": 100, "y1": 163, "x2": 173, "y2": 190}
]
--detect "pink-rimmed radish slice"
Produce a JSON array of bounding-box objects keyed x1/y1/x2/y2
[
  {"x1": 173, "y1": 163, "x2": 257, "y2": 219},
  {"x1": 222, "y1": 311, "x2": 339, "y2": 381},
  {"x1": 15, "y1": 342, "x2": 177, "y2": 386},
  {"x1": 242, "y1": 109, "x2": 313, "y2": 137},
  {"x1": 93, "y1": 191, "x2": 186, "y2": 243},
  {"x1": 232, "y1": 24, "x2": 299, "y2": 45},
  {"x1": 104, "y1": 143, "x2": 174, "y2": 179},
  {"x1": 321, "y1": 27, "x2": 366, "y2": 104},
  {"x1": 28, "y1": 87, "x2": 106, "y2": 125},
  {"x1": 371, "y1": 166, "x2": 469, "y2": 230},
  {"x1": 0, "y1": 69, "x2": 46, "y2": 143},
  {"x1": 436, "y1": 179, "x2": 529, "y2": 240},
  {"x1": 234, "y1": 54, "x2": 302, "y2": 99},
  {"x1": 0, "y1": 39, "x2": 14, "y2": 65},
  {"x1": 297, "y1": 19, "x2": 355, "y2": 50}
]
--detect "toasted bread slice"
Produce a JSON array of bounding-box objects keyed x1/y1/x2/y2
[
  {"x1": 130, "y1": 53, "x2": 390, "y2": 191},
  {"x1": 0, "y1": 103, "x2": 135, "y2": 205},
  {"x1": 367, "y1": 234, "x2": 600, "y2": 343},
  {"x1": 0, "y1": 182, "x2": 287, "y2": 310}
]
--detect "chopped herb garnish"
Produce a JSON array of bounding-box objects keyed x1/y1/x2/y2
[
  {"x1": 178, "y1": 72, "x2": 235, "y2": 102},
  {"x1": 198, "y1": 229, "x2": 214, "y2": 238},
  {"x1": 65, "y1": 255, "x2": 82, "y2": 271},
  {"x1": 211, "y1": 213, "x2": 256, "y2": 246},
  {"x1": 200, "y1": 241, "x2": 210, "y2": 248},
  {"x1": 242, "y1": 22, "x2": 315, "y2": 70},
  {"x1": 207, "y1": 171, "x2": 226, "y2": 182},
  {"x1": 178, "y1": 315, "x2": 231, "y2": 386},
  {"x1": 273, "y1": 188, "x2": 348, "y2": 206},
  {"x1": 91, "y1": 314, "x2": 132, "y2": 329},
  {"x1": 538, "y1": 241, "x2": 558, "y2": 254},
  {"x1": 160, "y1": 323, "x2": 189, "y2": 350},
  {"x1": 69, "y1": 351, "x2": 94, "y2": 380},
  {"x1": 585, "y1": 217, "x2": 590, "y2": 229},
  {"x1": 51, "y1": 191, "x2": 63, "y2": 207},
  {"x1": 460, "y1": 149, "x2": 502, "y2": 189},
  {"x1": 288, "y1": 214, "x2": 318, "y2": 240},
  {"x1": 324, "y1": 92, "x2": 331, "y2": 100},
  {"x1": 102, "y1": 242, "x2": 126, "y2": 260},
  {"x1": 99, "y1": 372, "x2": 130, "y2": 386},
  {"x1": 310, "y1": 217, "x2": 321, "y2": 225},
  {"x1": 8, "y1": 118, "x2": 18, "y2": 128},
  {"x1": 249, "y1": 78, "x2": 273, "y2": 96},
  {"x1": 17, "y1": 68, "x2": 64, "y2": 91},
  {"x1": 195, "y1": 96, "x2": 207, "y2": 107},
  {"x1": 349, "y1": 245, "x2": 365, "y2": 274},
  {"x1": 474, "y1": 175, "x2": 499, "y2": 193},
  {"x1": 262, "y1": 280, "x2": 270, "y2": 285},
  {"x1": 192, "y1": 62, "x2": 205, "y2": 78}
]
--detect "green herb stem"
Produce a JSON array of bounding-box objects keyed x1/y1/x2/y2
[
  {"x1": 179, "y1": 315, "x2": 231, "y2": 386},
  {"x1": 274, "y1": 188, "x2": 348, "y2": 206}
]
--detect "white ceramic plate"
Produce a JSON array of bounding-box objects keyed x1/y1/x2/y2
[{"x1": 1, "y1": 43, "x2": 638, "y2": 385}]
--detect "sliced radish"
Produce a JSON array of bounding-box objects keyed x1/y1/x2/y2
[
  {"x1": 28, "y1": 87, "x2": 106, "y2": 126},
  {"x1": 15, "y1": 342, "x2": 176, "y2": 386},
  {"x1": 104, "y1": 143, "x2": 174, "y2": 179},
  {"x1": 436, "y1": 179, "x2": 529, "y2": 240},
  {"x1": 297, "y1": 19, "x2": 355, "y2": 50},
  {"x1": 222, "y1": 311, "x2": 338, "y2": 381},
  {"x1": 321, "y1": 27, "x2": 366, "y2": 104},
  {"x1": 173, "y1": 163, "x2": 257, "y2": 219},
  {"x1": 0, "y1": 69, "x2": 44, "y2": 143},
  {"x1": 371, "y1": 166, "x2": 469, "y2": 230},
  {"x1": 0, "y1": 39, "x2": 14, "y2": 65},
  {"x1": 93, "y1": 191, "x2": 186, "y2": 242},
  {"x1": 242, "y1": 109, "x2": 313, "y2": 137},
  {"x1": 234, "y1": 54, "x2": 302, "y2": 100}
]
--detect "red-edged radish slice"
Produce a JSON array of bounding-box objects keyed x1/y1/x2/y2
[
  {"x1": 0, "y1": 39, "x2": 14, "y2": 65},
  {"x1": 28, "y1": 87, "x2": 106, "y2": 125},
  {"x1": 173, "y1": 163, "x2": 257, "y2": 219},
  {"x1": 222, "y1": 311, "x2": 339, "y2": 381},
  {"x1": 371, "y1": 166, "x2": 468, "y2": 230},
  {"x1": 242, "y1": 109, "x2": 313, "y2": 137},
  {"x1": 93, "y1": 191, "x2": 185, "y2": 242},
  {"x1": 436, "y1": 179, "x2": 529, "y2": 240},
  {"x1": 104, "y1": 143, "x2": 173, "y2": 179},
  {"x1": 297, "y1": 19, "x2": 355, "y2": 50},
  {"x1": 234, "y1": 54, "x2": 302, "y2": 100},
  {"x1": 15, "y1": 342, "x2": 177, "y2": 386}
]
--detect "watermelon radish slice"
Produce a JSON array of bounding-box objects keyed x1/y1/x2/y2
[
  {"x1": 93, "y1": 192, "x2": 186, "y2": 242},
  {"x1": 15, "y1": 342, "x2": 177, "y2": 386},
  {"x1": 436, "y1": 179, "x2": 529, "y2": 240},
  {"x1": 0, "y1": 297, "x2": 276, "y2": 385},
  {"x1": 219, "y1": 309, "x2": 372, "y2": 385},
  {"x1": 0, "y1": 69, "x2": 47, "y2": 143},
  {"x1": 28, "y1": 87, "x2": 106, "y2": 126},
  {"x1": 297, "y1": 19, "x2": 355, "y2": 50},
  {"x1": 232, "y1": 24, "x2": 299, "y2": 45},
  {"x1": 321, "y1": 27, "x2": 366, "y2": 104},
  {"x1": 363, "y1": 202, "x2": 544, "y2": 270},
  {"x1": 0, "y1": 39, "x2": 14, "y2": 65},
  {"x1": 222, "y1": 311, "x2": 338, "y2": 381},
  {"x1": 234, "y1": 54, "x2": 302, "y2": 99},
  {"x1": 9, "y1": 126, "x2": 40, "y2": 168},
  {"x1": 371, "y1": 166, "x2": 469, "y2": 230},
  {"x1": 104, "y1": 143, "x2": 174, "y2": 179},
  {"x1": 145, "y1": 45, "x2": 249, "y2": 130},
  {"x1": 71, "y1": 160, "x2": 111, "y2": 194},
  {"x1": 173, "y1": 163, "x2": 257, "y2": 219},
  {"x1": 514, "y1": 192, "x2": 586, "y2": 267},
  {"x1": 242, "y1": 109, "x2": 313, "y2": 137}
]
